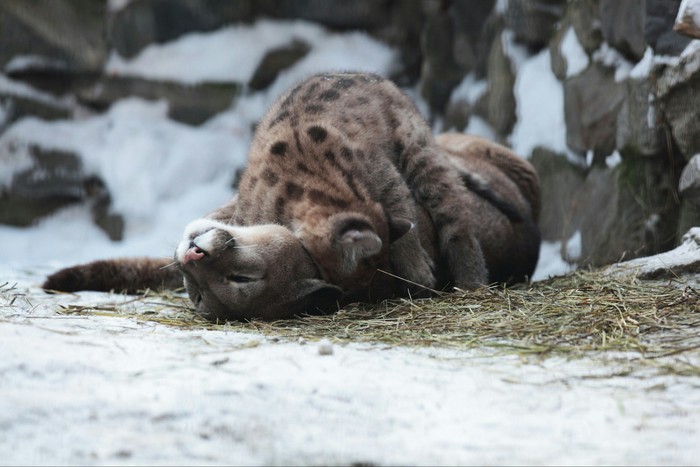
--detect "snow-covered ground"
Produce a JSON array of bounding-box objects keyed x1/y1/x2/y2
[{"x1": 2, "y1": 19, "x2": 698, "y2": 465}]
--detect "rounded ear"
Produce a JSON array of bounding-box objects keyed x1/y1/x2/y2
[
  {"x1": 289, "y1": 279, "x2": 343, "y2": 316},
  {"x1": 388, "y1": 216, "x2": 414, "y2": 242}
]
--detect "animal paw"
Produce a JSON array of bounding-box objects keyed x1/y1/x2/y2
[{"x1": 390, "y1": 244, "x2": 436, "y2": 293}]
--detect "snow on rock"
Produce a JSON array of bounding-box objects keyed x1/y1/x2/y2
[
  {"x1": 532, "y1": 240, "x2": 576, "y2": 281},
  {"x1": 604, "y1": 227, "x2": 700, "y2": 281},
  {"x1": 105, "y1": 19, "x2": 397, "y2": 86},
  {"x1": 510, "y1": 49, "x2": 575, "y2": 161},
  {"x1": 464, "y1": 115, "x2": 497, "y2": 141},
  {"x1": 450, "y1": 73, "x2": 488, "y2": 106},
  {"x1": 2, "y1": 98, "x2": 246, "y2": 221},
  {"x1": 560, "y1": 26, "x2": 589, "y2": 78},
  {"x1": 675, "y1": 0, "x2": 700, "y2": 39},
  {"x1": 0, "y1": 98, "x2": 244, "y2": 265},
  {"x1": 592, "y1": 42, "x2": 634, "y2": 82}
]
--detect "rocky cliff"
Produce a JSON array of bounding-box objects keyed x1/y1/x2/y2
[{"x1": 1, "y1": 0, "x2": 698, "y2": 269}]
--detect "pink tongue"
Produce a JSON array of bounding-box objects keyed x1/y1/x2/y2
[{"x1": 183, "y1": 247, "x2": 205, "y2": 264}]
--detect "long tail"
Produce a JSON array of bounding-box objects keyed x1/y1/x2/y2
[{"x1": 43, "y1": 257, "x2": 183, "y2": 294}]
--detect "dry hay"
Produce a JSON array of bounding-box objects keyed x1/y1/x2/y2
[{"x1": 44, "y1": 269, "x2": 700, "y2": 366}]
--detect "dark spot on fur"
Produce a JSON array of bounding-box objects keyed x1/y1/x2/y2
[
  {"x1": 286, "y1": 182, "x2": 303, "y2": 200},
  {"x1": 248, "y1": 176, "x2": 259, "y2": 191},
  {"x1": 340, "y1": 146, "x2": 352, "y2": 160},
  {"x1": 324, "y1": 150, "x2": 335, "y2": 162},
  {"x1": 270, "y1": 141, "x2": 288, "y2": 157},
  {"x1": 348, "y1": 96, "x2": 370, "y2": 108},
  {"x1": 393, "y1": 140, "x2": 405, "y2": 159},
  {"x1": 274, "y1": 196, "x2": 286, "y2": 222},
  {"x1": 387, "y1": 114, "x2": 399, "y2": 131},
  {"x1": 307, "y1": 126, "x2": 328, "y2": 143},
  {"x1": 305, "y1": 104, "x2": 324, "y2": 114},
  {"x1": 296, "y1": 162, "x2": 312, "y2": 174},
  {"x1": 268, "y1": 110, "x2": 290, "y2": 129},
  {"x1": 281, "y1": 84, "x2": 303, "y2": 109},
  {"x1": 333, "y1": 78, "x2": 356, "y2": 90},
  {"x1": 308, "y1": 189, "x2": 349, "y2": 209},
  {"x1": 262, "y1": 168, "x2": 279, "y2": 187},
  {"x1": 293, "y1": 130, "x2": 303, "y2": 152},
  {"x1": 303, "y1": 82, "x2": 321, "y2": 99},
  {"x1": 318, "y1": 89, "x2": 340, "y2": 101},
  {"x1": 417, "y1": 137, "x2": 428, "y2": 148}
]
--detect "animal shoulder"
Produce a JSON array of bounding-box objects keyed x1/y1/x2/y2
[{"x1": 235, "y1": 73, "x2": 431, "y2": 223}]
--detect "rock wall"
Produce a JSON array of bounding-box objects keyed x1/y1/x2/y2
[{"x1": 1, "y1": 0, "x2": 699, "y2": 268}]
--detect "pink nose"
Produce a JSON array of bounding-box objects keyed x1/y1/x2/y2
[{"x1": 183, "y1": 246, "x2": 205, "y2": 264}]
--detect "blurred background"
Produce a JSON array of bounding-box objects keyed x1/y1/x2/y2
[{"x1": 1, "y1": 0, "x2": 699, "y2": 279}]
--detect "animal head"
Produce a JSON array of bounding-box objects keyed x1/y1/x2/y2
[
  {"x1": 176, "y1": 213, "x2": 416, "y2": 322},
  {"x1": 175, "y1": 219, "x2": 342, "y2": 321}
]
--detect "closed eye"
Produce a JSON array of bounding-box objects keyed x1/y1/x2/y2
[{"x1": 226, "y1": 275, "x2": 257, "y2": 283}]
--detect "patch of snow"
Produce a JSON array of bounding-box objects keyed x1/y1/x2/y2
[
  {"x1": 510, "y1": 49, "x2": 577, "y2": 161},
  {"x1": 592, "y1": 42, "x2": 633, "y2": 82},
  {"x1": 465, "y1": 115, "x2": 497, "y2": 141},
  {"x1": 0, "y1": 131, "x2": 35, "y2": 188},
  {"x1": 1, "y1": 98, "x2": 246, "y2": 223},
  {"x1": 560, "y1": 27, "x2": 589, "y2": 78},
  {"x1": 449, "y1": 73, "x2": 488, "y2": 105},
  {"x1": 105, "y1": 19, "x2": 396, "y2": 87},
  {"x1": 605, "y1": 150, "x2": 622, "y2": 168},
  {"x1": 495, "y1": 0, "x2": 509, "y2": 15},
  {"x1": 4, "y1": 55, "x2": 69, "y2": 73},
  {"x1": 605, "y1": 227, "x2": 700, "y2": 283},
  {"x1": 107, "y1": 0, "x2": 133, "y2": 11},
  {"x1": 682, "y1": 39, "x2": 700, "y2": 57},
  {"x1": 564, "y1": 230, "x2": 582, "y2": 262},
  {"x1": 630, "y1": 47, "x2": 654, "y2": 79},
  {"x1": 532, "y1": 240, "x2": 577, "y2": 281},
  {"x1": 676, "y1": 0, "x2": 700, "y2": 30},
  {"x1": 501, "y1": 30, "x2": 530, "y2": 72}
]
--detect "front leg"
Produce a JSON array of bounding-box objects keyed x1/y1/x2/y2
[
  {"x1": 379, "y1": 177, "x2": 436, "y2": 292},
  {"x1": 389, "y1": 228, "x2": 436, "y2": 294},
  {"x1": 406, "y1": 147, "x2": 489, "y2": 289}
]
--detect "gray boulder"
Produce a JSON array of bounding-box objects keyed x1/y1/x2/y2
[
  {"x1": 564, "y1": 63, "x2": 626, "y2": 157},
  {"x1": 484, "y1": 32, "x2": 517, "y2": 136},
  {"x1": 530, "y1": 147, "x2": 586, "y2": 243},
  {"x1": 0, "y1": 0, "x2": 107, "y2": 72},
  {"x1": 503, "y1": 0, "x2": 565, "y2": 50},
  {"x1": 249, "y1": 40, "x2": 310, "y2": 91},
  {"x1": 656, "y1": 50, "x2": 700, "y2": 160},
  {"x1": 77, "y1": 77, "x2": 240, "y2": 126},
  {"x1": 616, "y1": 76, "x2": 665, "y2": 157},
  {"x1": 645, "y1": 0, "x2": 691, "y2": 56},
  {"x1": 419, "y1": 8, "x2": 464, "y2": 113},
  {"x1": 568, "y1": 159, "x2": 679, "y2": 267},
  {"x1": 679, "y1": 154, "x2": 700, "y2": 205},
  {"x1": 0, "y1": 144, "x2": 123, "y2": 240},
  {"x1": 0, "y1": 89, "x2": 71, "y2": 133},
  {"x1": 598, "y1": 0, "x2": 647, "y2": 61}
]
